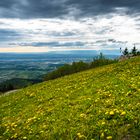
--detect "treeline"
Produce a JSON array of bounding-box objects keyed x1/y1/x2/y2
[
  {"x1": 0, "y1": 78, "x2": 41, "y2": 93},
  {"x1": 123, "y1": 46, "x2": 140, "y2": 56},
  {"x1": 44, "y1": 53, "x2": 117, "y2": 81}
]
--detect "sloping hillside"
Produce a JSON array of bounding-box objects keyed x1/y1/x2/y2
[{"x1": 0, "y1": 57, "x2": 140, "y2": 140}]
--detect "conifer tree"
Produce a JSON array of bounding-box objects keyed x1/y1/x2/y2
[
  {"x1": 131, "y1": 45, "x2": 137, "y2": 56},
  {"x1": 123, "y1": 47, "x2": 129, "y2": 56}
]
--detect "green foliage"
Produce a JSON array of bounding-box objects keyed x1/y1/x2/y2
[
  {"x1": 137, "y1": 51, "x2": 140, "y2": 56},
  {"x1": 0, "y1": 78, "x2": 41, "y2": 93},
  {"x1": 123, "y1": 47, "x2": 129, "y2": 56},
  {"x1": 0, "y1": 57, "x2": 140, "y2": 140},
  {"x1": 131, "y1": 46, "x2": 137, "y2": 56},
  {"x1": 0, "y1": 83, "x2": 14, "y2": 93},
  {"x1": 90, "y1": 53, "x2": 117, "y2": 68},
  {"x1": 45, "y1": 62, "x2": 90, "y2": 81},
  {"x1": 99, "y1": 52, "x2": 105, "y2": 59},
  {"x1": 45, "y1": 53, "x2": 117, "y2": 81},
  {"x1": 123, "y1": 46, "x2": 140, "y2": 56}
]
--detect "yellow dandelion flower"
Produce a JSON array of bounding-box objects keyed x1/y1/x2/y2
[
  {"x1": 109, "y1": 111, "x2": 114, "y2": 116},
  {"x1": 100, "y1": 132, "x2": 104, "y2": 138},
  {"x1": 23, "y1": 136, "x2": 27, "y2": 139},
  {"x1": 80, "y1": 113, "x2": 86, "y2": 118},
  {"x1": 106, "y1": 136, "x2": 112, "y2": 140},
  {"x1": 101, "y1": 121, "x2": 105, "y2": 125},
  {"x1": 77, "y1": 133, "x2": 81, "y2": 136},
  {"x1": 77, "y1": 133, "x2": 85, "y2": 138},
  {"x1": 121, "y1": 111, "x2": 126, "y2": 116}
]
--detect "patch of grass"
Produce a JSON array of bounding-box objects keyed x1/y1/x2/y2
[{"x1": 0, "y1": 57, "x2": 140, "y2": 140}]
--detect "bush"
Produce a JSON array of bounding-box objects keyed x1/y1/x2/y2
[
  {"x1": 0, "y1": 78, "x2": 41, "y2": 93},
  {"x1": 0, "y1": 83, "x2": 14, "y2": 92},
  {"x1": 137, "y1": 51, "x2": 140, "y2": 56},
  {"x1": 44, "y1": 53, "x2": 117, "y2": 81}
]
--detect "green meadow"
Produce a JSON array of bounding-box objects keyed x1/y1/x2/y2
[{"x1": 0, "y1": 56, "x2": 140, "y2": 140}]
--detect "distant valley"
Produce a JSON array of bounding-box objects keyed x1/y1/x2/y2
[{"x1": 0, "y1": 51, "x2": 120, "y2": 92}]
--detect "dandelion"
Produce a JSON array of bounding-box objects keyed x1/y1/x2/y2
[
  {"x1": 23, "y1": 136, "x2": 27, "y2": 139},
  {"x1": 109, "y1": 111, "x2": 114, "y2": 116},
  {"x1": 80, "y1": 113, "x2": 86, "y2": 118},
  {"x1": 101, "y1": 121, "x2": 105, "y2": 125},
  {"x1": 106, "y1": 136, "x2": 112, "y2": 140},
  {"x1": 100, "y1": 132, "x2": 104, "y2": 138},
  {"x1": 77, "y1": 133, "x2": 85, "y2": 138},
  {"x1": 121, "y1": 111, "x2": 126, "y2": 116},
  {"x1": 77, "y1": 133, "x2": 81, "y2": 136},
  {"x1": 40, "y1": 130, "x2": 44, "y2": 133}
]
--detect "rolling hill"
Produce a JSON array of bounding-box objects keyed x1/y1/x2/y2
[{"x1": 0, "y1": 57, "x2": 140, "y2": 140}]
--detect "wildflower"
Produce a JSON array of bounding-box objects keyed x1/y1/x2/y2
[
  {"x1": 106, "y1": 136, "x2": 112, "y2": 140},
  {"x1": 77, "y1": 133, "x2": 81, "y2": 136},
  {"x1": 77, "y1": 133, "x2": 85, "y2": 138},
  {"x1": 109, "y1": 111, "x2": 114, "y2": 116},
  {"x1": 80, "y1": 113, "x2": 86, "y2": 118},
  {"x1": 95, "y1": 99, "x2": 98, "y2": 102},
  {"x1": 100, "y1": 132, "x2": 104, "y2": 138},
  {"x1": 121, "y1": 111, "x2": 126, "y2": 116},
  {"x1": 101, "y1": 121, "x2": 105, "y2": 125}
]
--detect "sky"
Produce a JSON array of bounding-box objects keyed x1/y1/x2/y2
[{"x1": 0, "y1": 0, "x2": 140, "y2": 53}]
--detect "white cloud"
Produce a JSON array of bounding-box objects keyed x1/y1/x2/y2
[{"x1": 0, "y1": 14, "x2": 140, "y2": 52}]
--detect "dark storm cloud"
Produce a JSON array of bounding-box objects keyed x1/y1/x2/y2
[
  {"x1": 0, "y1": 0, "x2": 16, "y2": 8},
  {"x1": 0, "y1": 0, "x2": 140, "y2": 18},
  {"x1": 66, "y1": 0, "x2": 140, "y2": 16},
  {"x1": 0, "y1": 0, "x2": 69, "y2": 18}
]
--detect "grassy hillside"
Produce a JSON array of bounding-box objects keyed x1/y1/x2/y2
[{"x1": 0, "y1": 57, "x2": 140, "y2": 140}]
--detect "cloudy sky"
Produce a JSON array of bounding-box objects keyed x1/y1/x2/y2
[{"x1": 0, "y1": 0, "x2": 140, "y2": 53}]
